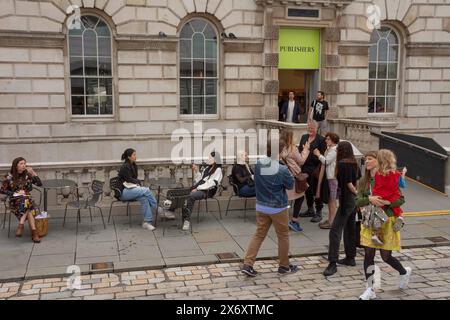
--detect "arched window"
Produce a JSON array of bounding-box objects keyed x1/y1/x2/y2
[
  {"x1": 69, "y1": 15, "x2": 113, "y2": 116},
  {"x1": 179, "y1": 19, "x2": 218, "y2": 115},
  {"x1": 368, "y1": 27, "x2": 399, "y2": 114}
]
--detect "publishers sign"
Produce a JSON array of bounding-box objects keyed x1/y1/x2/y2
[{"x1": 279, "y1": 28, "x2": 321, "y2": 69}]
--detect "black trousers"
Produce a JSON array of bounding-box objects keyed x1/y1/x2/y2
[
  {"x1": 293, "y1": 167, "x2": 323, "y2": 217},
  {"x1": 328, "y1": 195, "x2": 357, "y2": 263},
  {"x1": 182, "y1": 190, "x2": 207, "y2": 221}
]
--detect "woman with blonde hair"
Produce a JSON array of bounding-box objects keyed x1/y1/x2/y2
[{"x1": 279, "y1": 129, "x2": 310, "y2": 232}]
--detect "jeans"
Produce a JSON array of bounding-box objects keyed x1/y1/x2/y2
[
  {"x1": 328, "y1": 194, "x2": 357, "y2": 263},
  {"x1": 244, "y1": 209, "x2": 290, "y2": 268},
  {"x1": 121, "y1": 187, "x2": 157, "y2": 223},
  {"x1": 183, "y1": 190, "x2": 207, "y2": 221},
  {"x1": 239, "y1": 185, "x2": 256, "y2": 197}
]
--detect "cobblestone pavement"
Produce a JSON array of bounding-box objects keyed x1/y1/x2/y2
[{"x1": 1, "y1": 246, "x2": 450, "y2": 300}]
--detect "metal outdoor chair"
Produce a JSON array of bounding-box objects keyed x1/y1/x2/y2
[
  {"x1": 108, "y1": 177, "x2": 140, "y2": 227},
  {"x1": 225, "y1": 175, "x2": 255, "y2": 221},
  {"x1": 63, "y1": 180, "x2": 106, "y2": 229},
  {"x1": 195, "y1": 168, "x2": 225, "y2": 223}
]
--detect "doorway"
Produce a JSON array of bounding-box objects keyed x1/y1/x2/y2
[{"x1": 278, "y1": 69, "x2": 319, "y2": 123}]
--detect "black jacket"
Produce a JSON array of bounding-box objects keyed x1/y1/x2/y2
[
  {"x1": 231, "y1": 164, "x2": 254, "y2": 191},
  {"x1": 281, "y1": 101, "x2": 301, "y2": 123},
  {"x1": 298, "y1": 134, "x2": 326, "y2": 173},
  {"x1": 118, "y1": 161, "x2": 140, "y2": 193}
]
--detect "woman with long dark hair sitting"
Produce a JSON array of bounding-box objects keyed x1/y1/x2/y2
[
  {"x1": 1, "y1": 157, "x2": 43, "y2": 243},
  {"x1": 182, "y1": 151, "x2": 223, "y2": 231},
  {"x1": 118, "y1": 149, "x2": 157, "y2": 231}
]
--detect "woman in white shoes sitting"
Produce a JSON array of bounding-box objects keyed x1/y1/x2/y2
[
  {"x1": 356, "y1": 151, "x2": 411, "y2": 300},
  {"x1": 118, "y1": 148, "x2": 157, "y2": 231},
  {"x1": 181, "y1": 151, "x2": 223, "y2": 231}
]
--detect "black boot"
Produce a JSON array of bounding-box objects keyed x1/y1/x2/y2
[
  {"x1": 337, "y1": 258, "x2": 356, "y2": 266},
  {"x1": 299, "y1": 207, "x2": 315, "y2": 218},
  {"x1": 323, "y1": 263, "x2": 337, "y2": 277}
]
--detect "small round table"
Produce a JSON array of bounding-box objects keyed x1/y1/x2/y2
[{"x1": 39, "y1": 179, "x2": 77, "y2": 212}]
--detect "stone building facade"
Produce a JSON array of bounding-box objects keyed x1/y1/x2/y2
[{"x1": 0, "y1": 0, "x2": 449, "y2": 166}]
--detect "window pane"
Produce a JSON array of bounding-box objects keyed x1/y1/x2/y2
[
  {"x1": 369, "y1": 45, "x2": 377, "y2": 62},
  {"x1": 180, "y1": 23, "x2": 194, "y2": 39},
  {"x1": 389, "y1": 45, "x2": 398, "y2": 62},
  {"x1": 191, "y1": 19, "x2": 206, "y2": 32},
  {"x1": 83, "y1": 30, "x2": 97, "y2": 57},
  {"x1": 99, "y1": 57, "x2": 112, "y2": 76},
  {"x1": 180, "y1": 40, "x2": 191, "y2": 58},
  {"x1": 72, "y1": 96, "x2": 85, "y2": 115},
  {"x1": 376, "y1": 97, "x2": 385, "y2": 113},
  {"x1": 377, "y1": 63, "x2": 387, "y2": 79},
  {"x1": 193, "y1": 60, "x2": 204, "y2": 77},
  {"x1": 180, "y1": 79, "x2": 191, "y2": 96},
  {"x1": 205, "y1": 97, "x2": 217, "y2": 114},
  {"x1": 86, "y1": 78, "x2": 99, "y2": 95},
  {"x1": 193, "y1": 34, "x2": 205, "y2": 59},
  {"x1": 387, "y1": 31, "x2": 398, "y2": 45},
  {"x1": 369, "y1": 63, "x2": 376, "y2": 79},
  {"x1": 203, "y1": 24, "x2": 216, "y2": 40},
  {"x1": 82, "y1": 16, "x2": 98, "y2": 29},
  {"x1": 205, "y1": 40, "x2": 217, "y2": 59},
  {"x1": 370, "y1": 30, "x2": 379, "y2": 43},
  {"x1": 376, "y1": 80, "x2": 386, "y2": 96},
  {"x1": 99, "y1": 96, "x2": 113, "y2": 114},
  {"x1": 205, "y1": 79, "x2": 217, "y2": 95},
  {"x1": 387, "y1": 81, "x2": 397, "y2": 96},
  {"x1": 386, "y1": 97, "x2": 395, "y2": 113},
  {"x1": 193, "y1": 79, "x2": 204, "y2": 95},
  {"x1": 84, "y1": 57, "x2": 98, "y2": 76},
  {"x1": 368, "y1": 98, "x2": 376, "y2": 113},
  {"x1": 96, "y1": 21, "x2": 110, "y2": 37},
  {"x1": 205, "y1": 59, "x2": 217, "y2": 77},
  {"x1": 68, "y1": 22, "x2": 85, "y2": 36},
  {"x1": 99, "y1": 78, "x2": 113, "y2": 95},
  {"x1": 98, "y1": 37, "x2": 111, "y2": 57},
  {"x1": 70, "y1": 57, "x2": 83, "y2": 76},
  {"x1": 193, "y1": 97, "x2": 204, "y2": 114},
  {"x1": 378, "y1": 39, "x2": 388, "y2": 61},
  {"x1": 180, "y1": 97, "x2": 191, "y2": 115},
  {"x1": 368, "y1": 80, "x2": 375, "y2": 96},
  {"x1": 180, "y1": 60, "x2": 192, "y2": 77},
  {"x1": 71, "y1": 78, "x2": 84, "y2": 95},
  {"x1": 69, "y1": 36, "x2": 83, "y2": 56},
  {"x1": 388, "y1": 63, "x2": 398, "y2": 79},
  {"x1": 86, "y1": 96, "x2": 99, "y2": 115}
]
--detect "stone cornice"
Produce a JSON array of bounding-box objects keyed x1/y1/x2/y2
[
  {"x1": 254, "y1": 0, "x2": 353, "y2": 8},
  {"x1": 406, "y1": 43, "x2": 450, "y2": 56},
  {"x1": 0, "y1": 32, "x2": 65, "y2": 48}
]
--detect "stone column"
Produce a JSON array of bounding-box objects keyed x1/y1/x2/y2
[{"x1": 263, "y1": 6, "x2": 279, "y2": 120}]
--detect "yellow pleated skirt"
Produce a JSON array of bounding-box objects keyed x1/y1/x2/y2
[{"x1": 360, "y1": 216, "x2": 401, "y2": 251}]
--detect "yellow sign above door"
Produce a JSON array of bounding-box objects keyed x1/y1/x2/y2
[{"x1": 279, "y1": 28, "x2": 321, "y2": 69}]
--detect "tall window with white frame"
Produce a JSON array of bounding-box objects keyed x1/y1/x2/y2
[
  {"x1": 69, "y1": 15, "x2": 113, "y2": 116},
  {"x1": 368, "y1": 27, "x2": 399, "y2": 114},
  {"x1": 179, "y1": 19, "x2": 218, "y2": 116}
]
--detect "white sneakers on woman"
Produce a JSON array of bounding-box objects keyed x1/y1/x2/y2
[
  {"x1": 142, "y1": 222, "x2": 156, "y2": 231},
  {"x1": 399, "y1": 267, "x2": 412, "y2": 290},
  {"x1": 359, "y1": 287, "x2": 376, "y2": 300}
]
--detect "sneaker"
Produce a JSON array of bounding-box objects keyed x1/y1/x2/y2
[
  {"x1": 278, "y1": 264, "x2": 299, "y2": 275},
  {"x1": 359, "y1": 287, "x2": 376, "y2": 300},
  {"x1": 241, "y1": 265, "x2": 258, "y2": 277},
  {"x1": 163, "y1": 210, "x2": 176, "y2": 220},
  {"x1": 319, "y1": 220, "x2": 332, "y2": 229},
  {"x1": 337, "y1": 258, "x2": 356, "y2": 266},
  {"x1": 310, "y1": 213, "x2": 322, "y2": 223},
  {"x1": 289, "y1": 220, "x2": 303, "y2": 232},
  {"x1": 371, "y1": 234, "x2": 384, "y2": 246},
  {"x1": 393, "y1": 216, "x2": 405, "y2": 232},
  {"x1": 142, "y1": 222, "x2": 156, "y2": 231},
  {"x1": 298, "y1": 208, "x2": 315, "y2": 218},
  {"x1": 399, "y1": 267, "x2": 412, "y2": 290},
  {"x1": 182, "y1": 220, "x2": 190, "y2": 231},
  {"x1": 323, "y1": 263, "x2": 337, "y2": 277}
]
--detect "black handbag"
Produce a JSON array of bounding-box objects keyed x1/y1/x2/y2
[{"x1": 320, "y1": 176, "x2": 330, "y2": 204}]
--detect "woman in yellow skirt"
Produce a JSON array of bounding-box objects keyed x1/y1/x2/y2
[{"x1": 356, "y1": 151, "x2": 412, "y2": 300}]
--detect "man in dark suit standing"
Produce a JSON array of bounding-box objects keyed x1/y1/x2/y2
[
  {"x1": 280, "y1": 92, "x2": 301, "y2": 123},
  {"x1": 293, "y1": 120, "x2": 327, "y2": 223}
]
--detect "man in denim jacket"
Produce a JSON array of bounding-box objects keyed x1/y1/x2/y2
[{"x1": 241, "y1": 138, "x2": 298, "y2": 277}]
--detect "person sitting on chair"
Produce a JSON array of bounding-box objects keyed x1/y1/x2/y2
[
  {"x1": 182, "y1": 151, "x2": 223, "y2": 231},
  {"x1": 0, "y1": 157, "x2": 42, "y2": 243},
  {"x1": 231, "y1": 151, "x2": 255, "y2": 197},
  {"x1": 118, "y1": 148, "x2": 158, "y2": 231}
]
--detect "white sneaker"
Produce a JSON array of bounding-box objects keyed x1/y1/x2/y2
[
  {"x1": 182, "y1": 220, "x2": 190, "y2": 231},
  {"x1": 359, "y1": 287, "x2": 376, "y2": 300},
  {"x1": 142, "y1": 222, "x2": 156, "y2": 231},
  {"x1": 399, "y1": 267, "x2": 412, "y2": 290},
  {"x1": 163, "y1": 210, "x2": 176, "y2": 220}
]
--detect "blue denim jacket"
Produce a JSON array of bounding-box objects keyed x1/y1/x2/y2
[{"x1": 255, "y1": 157, "x2": 294, "y2": 208}]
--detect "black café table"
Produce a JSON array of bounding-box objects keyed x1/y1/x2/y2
[{"x1": 39, "y1": 179, "x2": 77, "y2": 212}]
